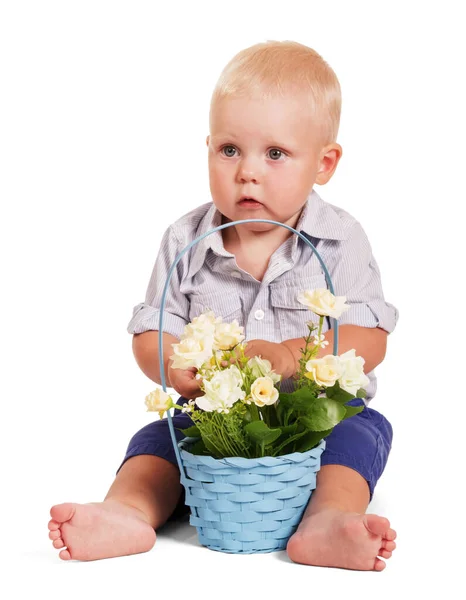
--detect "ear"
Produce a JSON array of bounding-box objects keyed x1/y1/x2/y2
[
  {"x1": 315, "y1": 143, "x2": 343, "y2": 185},
  {"x1": 206, "y1": 135, "x2": 210, "y2": 147}
]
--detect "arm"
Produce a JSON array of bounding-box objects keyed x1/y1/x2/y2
[
  {"x1": 129, "y1": 224, "x2": 202, "y2": 397},
  {"x1": 244, "y1": 325, "x2": 387, "y2": 381},
  {"x1": 132, "y1": 331, "x2": 203, "y2": 398},
  {"x1": 132, "y1": 330, "x2": 179, "y2": 386},
  {"x1": 246, "y1": 222, "x2": 396, "y2": 380},
  {"x1": 282, "y1": 324, "x2": 388, "y2": 377}
]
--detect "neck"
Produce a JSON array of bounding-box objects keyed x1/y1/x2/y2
[{"x1": 221, "y1": 210, "x2": 303, "y2": 253}]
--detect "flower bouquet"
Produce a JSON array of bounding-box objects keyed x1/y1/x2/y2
[{"x1": 145, "y1": 288, "x2": 369, "y2": 553}]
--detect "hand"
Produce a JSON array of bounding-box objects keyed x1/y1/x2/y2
[
  {"x1": 243, "y1": 339, "x2": 297, "y2": 380},
  {"x1": 168, "y1": 362, "x2": 203, "y2": 399}
]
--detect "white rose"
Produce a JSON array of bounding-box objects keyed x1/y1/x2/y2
[
  {"x1": 145, "y1": 388, "x2": 172, "y2": 418},
  {"x1": 297, "y1": 288, "x2": 350, "y2": 319},
  {"x1": 170, "y1": 335, "x2": 214, "y2": 370},
  {"x1": 250, "y1": 376, "x2": 279, "y2": 407},
  {"x1": 338, "y1": 349, "x2": 370, "y2": 395},
  {"x1": 213, "y1": 320, "x2": 245, "y2": 350},
  {"x1": 305, "y1": 354, "x2": 344, "y2": 387},
  {"x1": 182, "y1": 311, "x2": 221, "y2": 339},
  {"x1": 196, "y1": 365, "x2": 245, "y2": 413},
  {"x1": 247, "y1": 356, "x2": 281, "y2": 384}
]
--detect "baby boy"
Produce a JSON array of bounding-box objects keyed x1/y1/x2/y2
[{"x1": 49, "y1": 40, "x2": 398, "y2": 570}]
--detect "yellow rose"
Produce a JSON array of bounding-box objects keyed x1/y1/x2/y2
[
  {"x1": 213, "y1": 320, "x2": 245, "y2": 350},
  {"x1": 145, "y1": 388, "x2": 172, "y2": 419},
  {"x1": 297, "y1": 288, "x2": 350, "y2": 319},
  {"x1": 305, "y1": 355, "x2": 344, "y2": 387},
  {"x1": 250, "y1": 376, "x2": 279, "y2": 407},
  {"x1": 170, "y1": 336, "x2": 213, "y2": 369},
  {"x1": 196, "y1": 365, "x2": 245, "y2": 413},
  {"x1": 182, "y1": 311, "x2": 221, "y2": 339},
  {"x1": 247, "y1": 356, "x2": 281, "y2": 384},
  {"x1": 338, "y1": 349, "x2": 370, "y2": 395}
]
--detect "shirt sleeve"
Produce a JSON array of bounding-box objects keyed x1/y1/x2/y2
[
  {"x1": 323, "y1": 222, "x2": 399, "y2": 333},
  {"x1": 127, "y1": 226, "x2": 190, "y2": 339}
]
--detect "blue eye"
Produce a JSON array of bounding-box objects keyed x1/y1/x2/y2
[
  {"x1": 222, "y1": 146, "x2": 237, "y2": 157},
  {"x1": 268, "y1": 148, "x2": 283, "y2": 160}
]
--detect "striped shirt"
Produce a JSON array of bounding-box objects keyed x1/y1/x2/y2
[{"x1": 128, "y1": 190, "x2": 399, "y2": 401}]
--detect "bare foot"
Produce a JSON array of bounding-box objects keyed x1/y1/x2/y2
[
  {"x1": 48, "y1": 500, "x2": 156, "y2": 561},
  {"x1": 286, "y1": 508, "x2": 397, "y2": 571}
]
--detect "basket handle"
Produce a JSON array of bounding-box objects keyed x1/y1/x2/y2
[{"x1": 157, "y1": 219, "x2": 339, "y2": 479}]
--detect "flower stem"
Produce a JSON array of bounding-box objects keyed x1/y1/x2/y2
[
  {"x1": 214, "y1": 412, "x2": 236, "y2": 457},
  {"x1": 249, "y1": 403, "x2": 260, "y2": 421}
]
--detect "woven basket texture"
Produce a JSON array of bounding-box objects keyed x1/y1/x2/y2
[{"x1": 178, "y1": 438, "x2": 326, "y2": 553}]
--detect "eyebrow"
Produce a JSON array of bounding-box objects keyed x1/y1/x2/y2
[
  {"x1": 209, "y1": 134, "x2": 239, "y2": 143},
  {"x1": 210, "y1": 134, "x2": 296, "y2": 149}
]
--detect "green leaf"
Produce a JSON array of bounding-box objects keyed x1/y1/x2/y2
[
  {"x1": 356, "y1": 387, "x2": 367, "y2": 399},
  {"x1": 279, "y1": 423, "x2": 299, "y2": 436},
  {"x1": 342, "y1": 404, "x2": 364, "y2": 420},
  {"x1": 271, "y1": 430, "x2": 308, "y2": 457},
  {"x1": 267, "y1": 404, "x2": 281, "y2": 428},
  {"x1": 294, "y1": 428, "x2": 333, "y2": 453},
  {"x1": 273, "y1": 422, "x2": 299, "y2": 447},
  {"x1": 179, "y1": 425, "x2": 201, "y2": 438},
  {"x1": 185, "y1": 438, "x2": 209, "y2": 455},
  {"x1": 276, "y1": 401, "x2": 284, "y2": 424},
  {"x1": 279, "y1": 387, "x2": 319, "y2": 412},
  {"x1": 299, "y1": 398, "x2": 346, "y2": 431},
  {"x1": 325, "y1": 380, "x2": 355, "y2": 403},
  {"x1": 242, "y1": 409, "x2": 253, "y2": 423},
  {"x1": 244, "y1": 420, "x2": 282, "y2": 446}
]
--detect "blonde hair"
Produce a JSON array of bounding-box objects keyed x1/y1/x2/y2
[{"x1": 210, "y1": 40, "x2": 341, "y2": 146}]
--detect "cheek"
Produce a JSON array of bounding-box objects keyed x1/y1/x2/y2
[
  {"x1": 266, "y1": 169, "x2": 301, "y2": 196},
  {"x1": 209, "y1": 162, "x2": 233, "y2": 191},
  {"x1": 272, "y1": 166, "x2": 315, "y2": 196}
]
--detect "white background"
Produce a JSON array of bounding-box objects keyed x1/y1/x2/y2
[{"x1": 1, "y1": 1, "x2": 464, "y2": 598}]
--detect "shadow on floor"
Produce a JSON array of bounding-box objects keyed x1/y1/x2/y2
[{"x1": 156, "y1": 513, "x2": 199, "y2": 546}]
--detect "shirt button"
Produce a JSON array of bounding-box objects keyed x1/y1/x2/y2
[
  {"x1": 254, "y1": 309, "x2": 265, "y2": 320},
  {"x1": 231, "y1": 271, "x2": 242, "y2": 278}
]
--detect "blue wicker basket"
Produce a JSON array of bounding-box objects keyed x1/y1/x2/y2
[
  {"x1": 178, "y1": 437, "x2": 325, "y2": 553},
  {"x1": 158, "y1": 219, "x2": 340, "y2": 554}
]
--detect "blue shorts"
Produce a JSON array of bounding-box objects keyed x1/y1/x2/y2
[{"x1": 117, "y1": 398, "x2": 393, "y2": 517}]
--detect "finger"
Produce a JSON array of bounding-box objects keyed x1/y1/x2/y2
[
  {"x1": 243, "y1": 344, "x2": 254, "y2": 357},
  {"x1": 183, "y1": 377, "x2": 203, "y2": 396},
  {"x1": 182, "y1": 386, "x2": 203, "y2": 400}
]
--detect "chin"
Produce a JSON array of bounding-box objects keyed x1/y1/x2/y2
[{"x1": 237, "y1": 219, "x2": 279, "y2": 231}]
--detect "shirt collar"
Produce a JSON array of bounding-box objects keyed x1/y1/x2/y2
[
  {"x1": 298, "y1": 189, "x2": 348, "y2": 242},
  {"x1": 186, "y1": 189, "x2": 348, "y2": 279}
]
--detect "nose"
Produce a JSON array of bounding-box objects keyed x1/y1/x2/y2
[{"x1": 236, "y1": 157, "x2": 260, "y2": 184}]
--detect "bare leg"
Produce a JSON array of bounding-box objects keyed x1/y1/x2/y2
[
  {"x1": 104, "y1": 454, "x2": 183, "y2": 526},
  {"x1": 286, "y1": 465, "x2": 397, "y2": 571},
  {"x1": 48, "y1": 455, "x2": 182, "y2": 561}
]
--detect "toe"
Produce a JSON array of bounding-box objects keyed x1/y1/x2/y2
[
  {"x1": 53, "y1": 538, "x2": 65, "y2": 549},
  {"x1": 59, "y1": 549, "x2": 72, "y2": 561},
  {"x1": 49, "y1": 530, "x2": 61, "y2": 541},
  {"x1": 50, "y1": 503, "x2": 76, "y2": 524},
  {"x1": 48, "y1": 519, "x2": 60, "y2": 531},
  {"x1": 381, "y1": 540, "x2": 396, "y2": 552},
  {"x1": 378, "y1": 549, "x2": 392, "y2": 559},
  {"x1": 374, "y1": 557, "x2": 386, "y2": 571},
  {"x1": 364, "y1": 514, "x2": 390, "y2": 537},
  {"x1": 385, "y1": 528, "x2": 397, "y2": 541}
]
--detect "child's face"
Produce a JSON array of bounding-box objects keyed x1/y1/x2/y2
[{"x1": 207, "y1": 93, "x2": 341, "y2": 231}]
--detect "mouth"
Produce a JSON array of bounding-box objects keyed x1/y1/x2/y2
[{"x1": 238, "y1": 196, "x2": 263, "y2": 208}]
